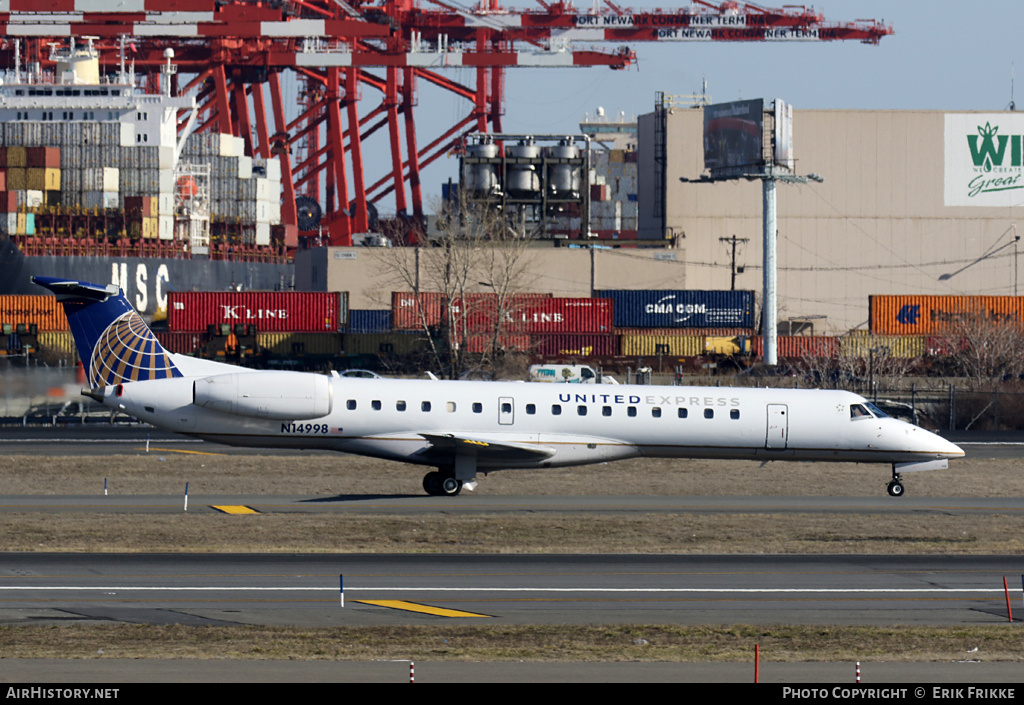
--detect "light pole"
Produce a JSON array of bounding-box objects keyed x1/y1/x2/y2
[{"x1": 752, "y1": 169, "x2": 824, "y2": 366}]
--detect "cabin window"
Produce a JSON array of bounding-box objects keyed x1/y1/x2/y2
[
  {"x1": 704, "y1": 409, "x2": 714, "y2": 419},
  {"x1": 371, "y1": 400, "x2": 381, "y2": 411},
  {"x1": 627, "y1": 407, "x2": 637, "y2": 417},
  {"x1": 346, "y1": 400, "x2": 357, "y2": 410},
  {"x1": 421, "y1": 401, "x2": 431, "y2": 412},
  {"x1": 526, "y1": 404, "x2": 536, "y2": 415},
  {"x1": 472, "y1": 402, "x2": 483, "y2": 414},
  {"x1": 730, "y1": 409, "x2": 740, "y2": 420},
  {"x1": 502, "y1": 402, "x2": 513, "y2": 414},
  {"x1": 446, "y1": 402, "x2": 456, "y2": 413},
  {"x1": 678, "y1": 408, "x2": 688, "y2": 419},
  {"x1": 602, "y1": 406, "x2": 612, "y2": 417},
  {"x1": 396, "y1": 400, "x2": 407, "y2": 411},
  {"x1": 652, "y1": 407, "x2": 662, "y2": 418},
  {"x1": 551, "y1": 404, "x2": 562, "y2": 416},
  {"x1": 577, "y1": 405, "x2": 587, "y2": 416}
]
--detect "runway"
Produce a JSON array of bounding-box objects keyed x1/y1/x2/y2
[
  {"x1": 3, "y1": 425, "x2": 1024, "y2": 682},
  {"x1": 3, "y1": 493, "x2": 1024, "y2": 516},
  {"x1": 0, "y1": 553, "x2": 1020, "y2": 628}
]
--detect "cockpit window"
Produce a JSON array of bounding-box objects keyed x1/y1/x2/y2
[
  {"x1": 850, "y1": 404, "x2": 871, "y2": 419},
  {"x1": 850, "y1": 403, "x2": 888, "y2": 419},
  {"x1": 864, "y1": 402, "x2": 888, "y2": 418}
]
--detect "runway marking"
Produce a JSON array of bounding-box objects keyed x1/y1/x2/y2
[
  {"x1": 0, "y1": 587, "x2": 1010, "y2": 594},
  {"x1": 211, "y1": 505, "x2": 260, "y2": 515},
  {"x1": 136, "y1": 447, "x2": 223, "y2": 456},
  {"x1": 355, "y1": 599, "x2": 491, "y2": 617}
]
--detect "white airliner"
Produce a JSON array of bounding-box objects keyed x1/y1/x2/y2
[{"x1": 35, "y1": 276, "x2": 964, "y2": 497}]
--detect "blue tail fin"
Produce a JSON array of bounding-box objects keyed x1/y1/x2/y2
[{"x1": 33, "y1": 276, "x2": 181, "y2": 387}]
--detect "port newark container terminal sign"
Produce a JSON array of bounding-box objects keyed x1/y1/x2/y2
[{"x1": 945, "y1": 113, "x2": 1024, "y2": 207}]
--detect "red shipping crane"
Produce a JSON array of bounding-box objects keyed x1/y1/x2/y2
[{"x1": 0, "y1": 1, "x2": 892, "y2": 247}]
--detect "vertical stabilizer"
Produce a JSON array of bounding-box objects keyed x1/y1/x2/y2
[{"x1": 32, "y1": 276, "x2": 181, "y2": 387}]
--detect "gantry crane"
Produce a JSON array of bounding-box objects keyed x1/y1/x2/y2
[{"x1": 0, "y1": 1, "x2": 891, "y2": 247}]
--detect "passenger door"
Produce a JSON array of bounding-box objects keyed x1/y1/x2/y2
[{"x1": 765, "y1": 404, "x2": 788, "y2": 449}]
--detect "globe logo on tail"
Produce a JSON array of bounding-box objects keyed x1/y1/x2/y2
[{"x1": 88, "y1": 311, "x2": 180, "y2": 387}]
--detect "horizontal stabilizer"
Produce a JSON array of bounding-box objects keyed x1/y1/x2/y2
[
  {"x1": 419, "y1": 433, "x2": 555, "y2": 464},
  {"x1": 31, "y1": 276, "x2": 118, "y2": 302}
]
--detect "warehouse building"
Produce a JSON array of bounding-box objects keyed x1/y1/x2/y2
[{"x1": 637, "y1": 107, "x2": 1024, "y2": 333}]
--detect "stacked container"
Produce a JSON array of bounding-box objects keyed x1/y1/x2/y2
[
  {"x1": 167, "y1": 291, "x2": 348, "y2": 333},
  {"x1": 180, "y1": 132, "x2": 282, "y2": 235}
]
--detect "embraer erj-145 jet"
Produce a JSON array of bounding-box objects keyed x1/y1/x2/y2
[{"x1": 35, "y1": 276, "x2": 964, "y2": 497}]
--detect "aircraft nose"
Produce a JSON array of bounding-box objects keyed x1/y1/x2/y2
[
  {"x1": 934, "y1": 434, "x2": 965, "y2": 459},
  {"x1": 916, "y1": 427, "x2": 964, "y2": 459}
]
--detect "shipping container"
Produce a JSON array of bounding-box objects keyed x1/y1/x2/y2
[
  {"x1": 25, "y1": 147, "x2": 60, "y2": 169},
  {"x1": 37, "y1": 330, "x2": 76, "y2": 357},
  {"x1": 154, "y1": 331, "x2": 205, "y2": 355},
  {"x1": 460, "y1": 333, "x2": 531, "y2": 354},
  {"x1": 168, "y1": 291, "x2": 348, "y2": 332},
  {"x1": 870, "y1": 295, "x2": 1024, "y2": 335},
  {"x1": 531, "y1": 333, "x2": 620, "y2": 357},
  {"x1": 343, "y1": 332, "x2": 428, "y2": 356},
  {"x1": 256, "y1": 332, "x2": 344, "y2": 357},
  {"x1": 620, "y1": 334, "x2": 703, "y2": 357},
  {"x1": 347, "y1": 309, "x2": 392, "y2": 333},
  {"x1": 596, "y1": 290, "x2": 756, "y2": 329},
  {"x1": 615, "y1": 327, "x2": 755, "y2": 337},
  {"x1": 753, "y1": 336, "x2": 841, "y2": 359},
  {"x1": 0, "y1": 296, "x2": 69, "y2": 330},
  {"x1": 392, "y1": 292, "x2": 553, "y2": 331},
  {"x1": 841, "y1": 334, "x2": 926, "y2": 359},
  {"x1": 499, "y1": 297, "x2": 613, "y2": 333},
  {"x1": 924, "y1": 335, "x2": 969, "y2": 356}
]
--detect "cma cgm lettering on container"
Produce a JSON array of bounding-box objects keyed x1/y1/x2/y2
[
  {"x1": 870, "y1": 295, "x2": 1024, "y2": 335},
  {"x1": 595, "y1": 290, "x2": 755, "y2": 329},
  {"x1": 167, "y1": 292, "x2": 347, "y2": 333}
]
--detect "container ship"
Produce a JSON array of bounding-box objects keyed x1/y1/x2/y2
[{"x1": 0, "y1": 37, "x2": 293, "y2": 315}]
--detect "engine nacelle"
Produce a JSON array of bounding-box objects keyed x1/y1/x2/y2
[{"x1": 193, "y1": 371, "x2": 333, "y2": 420}]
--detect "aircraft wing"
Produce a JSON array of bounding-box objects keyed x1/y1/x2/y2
[{"x1": 417, "y1": 433, "x2": 555, "y2": 464}]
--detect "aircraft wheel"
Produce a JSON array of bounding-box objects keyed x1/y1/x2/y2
[
  {"x1": 423, "y1": 472, "x2": 442, "y2": 496},
  {"x1": 440, "y1": 476, "x2": 463, "y2": 497},
  {"x1": 887, "y1": 480, "x2": 904, "y2": 497}
]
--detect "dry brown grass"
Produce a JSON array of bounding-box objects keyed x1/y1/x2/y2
[
  {"x1": 0, "y1": 623, "x2": 1019, "y2": 662},
  {"x1": 0, "y1": 451, "x2": 1020, "y2": 554},
  {"x1": 0, "y1": 450, "x2": 1021, "y2": 662}
]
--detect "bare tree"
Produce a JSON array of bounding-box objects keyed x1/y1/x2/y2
[
  {"x1": 371, "y1": 197, "x2": 539, "y2": 379},
  {"x1": 930, "y1": 310, "x2": 1024, "y2": 381}
]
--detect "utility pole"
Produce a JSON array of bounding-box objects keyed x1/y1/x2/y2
[{"x1": 719, "y1": 235, "x2": 748, "y2": 291}]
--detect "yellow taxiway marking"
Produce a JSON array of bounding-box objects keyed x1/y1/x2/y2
[
  {"x1": 356, "y1": 600, "x2": 491, "y2": 618},
  {"x1": 211, "y1": 505, "x2": 260, "y2": 515},
  {"x1": 137, "y1": 447, "x2": 223, "y2": 456}
]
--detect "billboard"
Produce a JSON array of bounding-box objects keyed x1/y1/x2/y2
[
  {"x1": 773, "y1": 99, "x2": 794, "y2": 173},
  {"x1": 944, "y1": 113, "x2": 1024, "y2": 207},
  {"x1": 703, "y1": 99, "x2": 764, "y2": 179}
]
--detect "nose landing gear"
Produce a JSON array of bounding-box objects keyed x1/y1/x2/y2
[{"x1": 887, "y1": 468, "x2": 905, "y2": 497}]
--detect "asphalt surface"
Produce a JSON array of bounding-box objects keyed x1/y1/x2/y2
[
  {"x1": 2, "y1": 424, "x2": 1023, "y2": 684},
  {"x1": 1, "y1": 553, "x2": 1021, "y2": 628}
]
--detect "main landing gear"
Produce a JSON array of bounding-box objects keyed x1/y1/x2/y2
[
  {"x1": 423, "y1": 471, "x2": 463, "y2": 497},
  {"x1": 887, "y1": 467, "x2": 905, "y2": 497}
]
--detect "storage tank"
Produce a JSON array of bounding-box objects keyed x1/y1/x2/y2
[
  {"x1": 506, "y1": 139, "x2": 541, "y2": 198},
  {"x1": 463, "y1": 141, "x2": 500, "y2": 195},
  {"x1": 546, "y1": 140, "x2": 581, "y2": 198}
]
